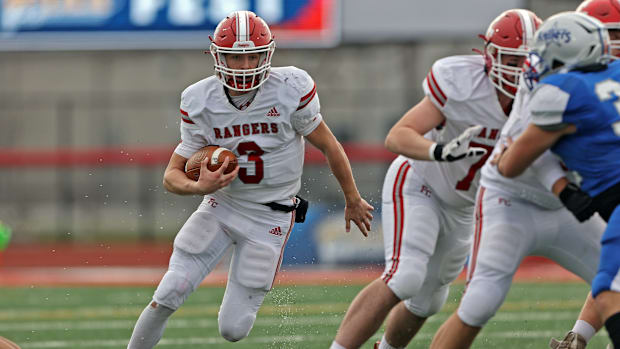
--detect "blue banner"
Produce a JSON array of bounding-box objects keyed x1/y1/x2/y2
[{"x1": 0, "y1": 0, "x2": 339, "y2": 49}]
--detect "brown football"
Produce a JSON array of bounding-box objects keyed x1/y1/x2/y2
[
  {"x1": 0, "y1": 337, "x2": 20, "y2": 349},
  {"x1": 185, "y1": 145, "x2": 238, "y2": 181}
]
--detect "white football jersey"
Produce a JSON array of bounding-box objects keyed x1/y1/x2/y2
[
  {"x1": 480, "y1": 81, "x2": 566, "y2": 209},
  {"x1": 174, "y1": 66, "x2": 322, "y2": 203},
  {"x1": 416, "y1": 55, "x2": 508, "y2": 207}
]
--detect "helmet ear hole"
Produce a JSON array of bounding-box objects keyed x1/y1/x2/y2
[{"x1": 551, "y1": 59, "x2": 565, "y2": 70}]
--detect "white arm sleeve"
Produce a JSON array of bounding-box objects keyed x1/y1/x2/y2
[{"x1": 531, "y1": 150, "x2": 567, "y2": 191}]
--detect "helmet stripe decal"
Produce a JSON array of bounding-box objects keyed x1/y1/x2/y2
[
  {"x1": 236, "y1": 11, "x2": 249, "y2": 42},
  {"x1": 516, "y1": 9, "x2": 535, "y2": 47}
]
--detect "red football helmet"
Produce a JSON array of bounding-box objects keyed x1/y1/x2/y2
[
  {"x1": 209, "y1": 11, "x2": 276, "y2": 91},
  {"x1": 480, "y1": 9, "x2": 542, "y2": 98},
  {"x1": 578, "y1": 0, "x2": 620, "y2": 57}
]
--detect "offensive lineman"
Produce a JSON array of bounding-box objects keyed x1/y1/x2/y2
[
  {"x1": 330, "y1": 9, "x2": 540, "y2": 349},
  {"x1": 127, "y1": 10, "x2": 374, "y2": 348}
]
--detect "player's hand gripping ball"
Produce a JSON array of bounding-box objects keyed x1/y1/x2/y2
[{"x1": 185, "y1": 145, "x2": 238, "y2": 181}]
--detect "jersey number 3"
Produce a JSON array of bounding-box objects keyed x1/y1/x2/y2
[
  {"x1": 237, "y1": 141, "x2": 264, "y2": 184},
  {"x1": 595, "y1": 79, "x2": 620, "y2": 136}
]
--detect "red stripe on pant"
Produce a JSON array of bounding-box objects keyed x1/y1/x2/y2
[
  {"x1": 383, "y1": 160, "x2": 411, "y2": 283},
  {"x1": 465, "y1": 186, "x2": 486, "y2": 290},
  {"x1": 270, "y1": 200, "x2": 296, "y2": 290}
]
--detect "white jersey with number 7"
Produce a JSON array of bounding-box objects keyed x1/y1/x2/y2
[{"x1": 420, "y1": 55, "x2": 508, "y2": 207}]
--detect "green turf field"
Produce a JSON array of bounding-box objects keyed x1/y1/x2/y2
[{"x1": 0, "y1": 282, "x2": 610, "y2": 348}]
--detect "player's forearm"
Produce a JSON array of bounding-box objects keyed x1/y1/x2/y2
[
  {"x1": 551, "y1": 177, "x2": 569, "y2": 197},
  {"x1": 322, "y1": 141, "x2": 362, "y2": 203},
  {"x1": 385, "y1": 127, "x2": 435, "y2": 160},
  {"x1": 163, "y1": 169, "x2": 201, "y2": 195}
]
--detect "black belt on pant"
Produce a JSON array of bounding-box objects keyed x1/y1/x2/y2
[{"x1": 262, "y1": 195, "x2": 309, "y2": 223}]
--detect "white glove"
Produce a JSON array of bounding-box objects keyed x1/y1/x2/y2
[{"x1": 429, "y1": 125, "x2": 488, "y2": 162}]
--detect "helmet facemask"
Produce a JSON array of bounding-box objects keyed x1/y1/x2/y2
[
  {"x1": 210, "y1": 41, "x2": 275, "y2": 92},
  {"x1": 486, "y1": 43, "x2": 530, "y2": 98},
  {"x1": 480, "y1": 9, "x2": 542, "y2": 99},
  {"x1": 606, "y1": 25, "x2": 620, "y2": 58}
]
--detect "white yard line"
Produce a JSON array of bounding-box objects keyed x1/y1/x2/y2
[{"x1": 0, "y1": 311, "x2": 588, "y2": 332}]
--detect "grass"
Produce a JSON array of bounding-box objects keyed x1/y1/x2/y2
[{"x1": 0, "y1": 282, "x2": 610, "y2": 348}]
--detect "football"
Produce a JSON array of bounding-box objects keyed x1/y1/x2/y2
[
  {"x1": 0, "y1": 337, "x2": 20, "y2": 349},
  {"x1": 185, "y1": 145, "x2": 238, "y2": 181}
]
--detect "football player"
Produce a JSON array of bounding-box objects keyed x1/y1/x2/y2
[
  {"x1": 127, "y1": 10, "x2": 374, "y2": 348},
  {"x1": 547, "y1": 2, "x2": 620, "y2": 348},
  {"x1": 330, "y1": 9, "x2": 540, "y2": 349},
  {"x1": 498, "y1": 11, "x2": 620, "y2": 349}
]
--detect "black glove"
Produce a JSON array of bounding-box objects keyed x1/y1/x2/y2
[{"x1": 559, "y1": 183, "x2": 596, "y2": 222}]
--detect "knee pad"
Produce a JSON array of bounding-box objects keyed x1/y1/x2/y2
[
  {"x1": 457, "y1": 279, "x2": 507, "y2": 327},
  {"x1": 218, "y1": 304, "x2": 256, "y2": 342},
  {"x1": 383, "y1": 203, "x2": 440, "y2": 300},
  {"x1": 231, "y1": 241, "x2": 278, "y2": 291},
  {"x1": 153, "y1": 269, "x2": 194, "y2": 310},
  {"x1": 405, "y1": 284, "x2": 449, "y2": 318},
  {"x1": 593, "y1": 236, "x2": 620, "y2": 297},
  {"x1": 388, "y1": 263, "x2": 427, "y2": 300},
  {"x1": 218, "y1": 280, "x2": 267, "y2": 342}
]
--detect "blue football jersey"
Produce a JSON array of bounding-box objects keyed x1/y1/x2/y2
[{"x1": 529, "y1": 60, "x2": 620, "y2": 197}]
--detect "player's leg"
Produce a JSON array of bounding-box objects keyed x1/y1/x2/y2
[
  {"x1": 430, "y1": 188, "x2": 531, "y2": 349},
  {"x1": 332, "y1": 159, "x2": 441, "y2": 349},
  {"x1": 542, "y1": 211, "x2": 605, "y2": 348},
  {"x1": 334, "y1": 279, "x2": 401, "y2": 349},
  {"x1": 217, "y1": 204, "x2": 295, "y2": 342},
  {"x1": 593, "y1": 207, "x2": 620, "y2": 348},
  {"x1": 549, "y1": 293, "x2": 598, "y2": 349},
  {"x1": 378, "y1": 302, "x2": 427, "y2": 349},
  {"x1": 128, "y1": 209, "x2": 233, "y2": 349},
  {"x1": 379, "y1": 203, "x2": 472, "y2": 349}
]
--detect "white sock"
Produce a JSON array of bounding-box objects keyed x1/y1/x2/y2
[
  {"x1": 329, "y1": 341, "x2": 347, "y2": 349},
  {"x1": 572, "y1": 319, "x2": 596, "y2": 343},
  {"x1": 378, "y1": 335, "x2": 404, "y2": 349},
  {"x1": 127, "y1": 301, "x2": 175, "y2": 349}
]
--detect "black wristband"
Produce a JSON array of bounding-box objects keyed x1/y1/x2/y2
[
  {"x1": 559, "y1": 183, "x2": 584, "y2": 203},
  {"x1": 559, "y1": 183, "x2": 595, "y2": 222},
  {"x1": 434, "y1": 144, "x2": 445, "y2": 161}
]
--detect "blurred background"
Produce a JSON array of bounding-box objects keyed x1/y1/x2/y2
[{"x1": 0, "y1": 0, "x2": 582, "y2": 268}]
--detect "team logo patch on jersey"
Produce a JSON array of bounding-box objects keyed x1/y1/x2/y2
[{"x1": 266, "y1": 107, "x2": 281, "y2": 117}]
